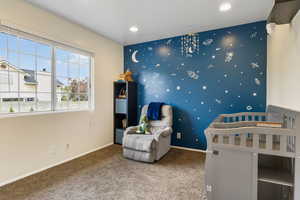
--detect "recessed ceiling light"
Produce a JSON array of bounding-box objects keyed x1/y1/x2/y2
[
  {"x1": 219, "y1": 2, "x2": 232, "y2": 12},
  {"x1": 129, "y1": 26, "x2": 139, "y2": 33}
]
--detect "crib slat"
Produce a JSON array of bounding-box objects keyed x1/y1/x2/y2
[
  {"x1": 219, "y1": 134, "x2": 223, "y2": 144},
  {"x1": 249, "y1": 115, "x2": 253, "y2": 121},
  {"x1": 241, "y1": 134, "x2": 246, "y2": 147},
  {"x1": 280, "y1": 135, "x2": 287, "y2": 153},
  {"x1": 290, "y1": 136, "x2": 295, "y2": 152},
  {"x1": 266, "y1": 134, "x2": 273, "y2": 151},
  {"x1": 291, "y1": 118, "x2": 295, "y2": 128},
  {"x1": 229, "y1": 135, "x2": 234, "y2": 145},
  {"x1": 238, "y1": 116, "x2": 243, "y2": 122},
  {"x1": 253, "y1": 134, "x2": 259, "y2": 149}
]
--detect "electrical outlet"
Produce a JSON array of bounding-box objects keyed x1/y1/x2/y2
[
  {"x1": 176, "y1": 132, "x2": 181, "y2": 139},
  {"x1": 206, "y1": 185, "x2": 212, "y2": 192}
]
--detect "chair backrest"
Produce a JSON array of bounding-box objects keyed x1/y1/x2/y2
[{"x1": 140, "y1": 105, "x2": 173, "y2": 127}]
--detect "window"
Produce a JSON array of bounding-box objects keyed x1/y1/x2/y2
[
  {"x1": 0, "y1": 30, "x2": 92, "y2": 115},
  {"x1": 55, "y1": 48, "x2": 90, "y2": 111}
]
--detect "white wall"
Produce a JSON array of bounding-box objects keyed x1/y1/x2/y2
[
  {"x1": 267, "y1": 11, "x2": 300, "y2": 111},
  {"x1": 0, "y1": 0, "x2": 123, "y2": 185}
]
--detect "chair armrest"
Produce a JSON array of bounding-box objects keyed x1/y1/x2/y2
[
  {"x1": 124, "y1": 126, "x2": 139, "y2": 136},
  {"x1": 154, "y1": 127, "x2": 173, "y2": 140}
]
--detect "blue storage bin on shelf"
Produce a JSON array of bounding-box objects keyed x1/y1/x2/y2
[
  {"x1": 115, "y1": 129, "x2": 124, "y2": 144},
  {"x1": 113, "y1": 81, "x2": 137, "y2": 145},
  {"x1": 115, "y1": 99, "x2": 127, "y2": 114}
]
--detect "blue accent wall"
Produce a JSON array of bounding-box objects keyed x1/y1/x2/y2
[{"x1": 124, "y1": 21, "x2": 267, "y2": 150}]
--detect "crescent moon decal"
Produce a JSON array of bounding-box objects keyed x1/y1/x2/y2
[{"x1": 131, "y1": 50, "x2": 139, "y2": 63}]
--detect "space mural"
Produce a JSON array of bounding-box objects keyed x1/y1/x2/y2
[{"x1": 124, "y1": 21, "x2": 267, "y2": 150}]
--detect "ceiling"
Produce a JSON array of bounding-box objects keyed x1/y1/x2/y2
[{"x1": 26, "y1": 0, "x2": 274, "y2": 45}]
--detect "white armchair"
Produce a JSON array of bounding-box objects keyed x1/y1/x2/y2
[{"x1": 122, "y1": 105, "x2": 173, "y2": 162}]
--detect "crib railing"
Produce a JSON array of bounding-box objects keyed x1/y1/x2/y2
[
  {"x1": 205, "y1": 112, "x2": 297, "y2": 158},
  {"x1": 211, "y1": 112, "x2": 267, "y2": 123},
  {"x1": 206, "y1": 128, "x2": 296, "y2": 157},
  {"x1": 222, "y1": 112, "x2": 267, "y2": 123}
]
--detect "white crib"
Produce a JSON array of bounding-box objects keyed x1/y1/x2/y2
[{"x1": 205, "y1": 105, "x2": 300, "y2": 200}]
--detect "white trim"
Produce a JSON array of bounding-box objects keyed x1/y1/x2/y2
[
  {"x1": 0, "y1": 19, "x2": 94, "y2": 56},
  {"x1": 0, "y1": 109, "x2": 93, "y2": 119},
  {"x1": 171, "y1": 145, "x2": 207, "y2": 153},
  {"x1": 0, "y1": 143, "x2": 113, "y2": 187},
  {"x1": 51, "y1": 46, "x2": 56, "y2": 111},
  {"x1": 89, "y1": 57, "x2": 95, "y2": 111}
]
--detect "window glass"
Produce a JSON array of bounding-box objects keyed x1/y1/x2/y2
[
  {"x1": 56, "y1": 93, "x2": 69, "y2": 110},
  {"x1": 0, "y1": 70, "x2": 9, "y2": 91},
  {"x1": 7, "y1": 34, "x2": 18, "y2": 50},
  {"x1": 0, "y1": 92, "x2": 19, "y2": 113},
  {"x1": 8, "y1": 71, "x2": 19, "y2": 92},
  {"x1": 19, "y1": 92, "x2": 36, "y2": 112},
  {"x1": 7, "y1": 51, "x2": 18, "y2": 66},
  {"x1": 69, "y1": 63, "x2": 79, "y2": 78},
  {"x1": 0, "y1": 33, "x2": 7, "y2": 49},
  {"x1": 0, "y1": 31, "x2": 91, "y2": 115},
  {"x1": 37, "y1": 57, "x2": 51, "y2": 72},
  {"x1": 19, "y1": 38, "x2": 35, "y2": 54},
  {"x1": 37, "y1": 93, "x2": 51, "y2": 111},
  {"x1": 37, "y1": 73, "x2": 51, "y2": 93},
  {"x1": 56, "y1": 77, "x2": 70, "y2": 93},
  {"x1": 80, "y1": 63, "x2": 89, "y2": 80},
  {"x1": 80, "y1": 55, "x2": 89, "y2": 65},
  {"x1": 55, "y1": 48, "x2": 90, "y2": 111},
  {"x1": 56, "y1": 61, "x2": 68, "y2": 77},
  {"x1": 0, "y1": 48, "x2": 7, "y2": 60},
  {"x1": 36, "y1": 43, "x2": 51, "y2": 58},
  {"x1": 56, "y1": 48, "x2": 68, "y2": 62},
  {"x1": 20, "y1": 54, "x2": 35, "y2": 70},
  {"x1": 69, "y1": 52, "x2": 79, "y2": 63}
]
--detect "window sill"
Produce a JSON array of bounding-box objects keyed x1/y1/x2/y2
[{"x1": 0, "y1": 109, "x2": 94, "y2": 119}]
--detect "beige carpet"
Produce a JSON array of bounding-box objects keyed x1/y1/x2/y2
[{"x1": 0, "y1": 145, "x2": 207, "y2": 200}]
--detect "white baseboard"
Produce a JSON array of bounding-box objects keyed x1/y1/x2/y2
[
  {"x1": 171, "y1": 145, "x2": 207, "y2": 153},
  {"x1": 0, "y1": 142, "x2": 113, "y2": 188}
]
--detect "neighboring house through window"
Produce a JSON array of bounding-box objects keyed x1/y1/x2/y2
[{"x1": 0, "y1": 30, "x2": 92, "y2": 115}]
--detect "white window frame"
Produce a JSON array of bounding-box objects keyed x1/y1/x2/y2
[{"x1": 0, "y1": 25, "x2": 94, "y2": 118}]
